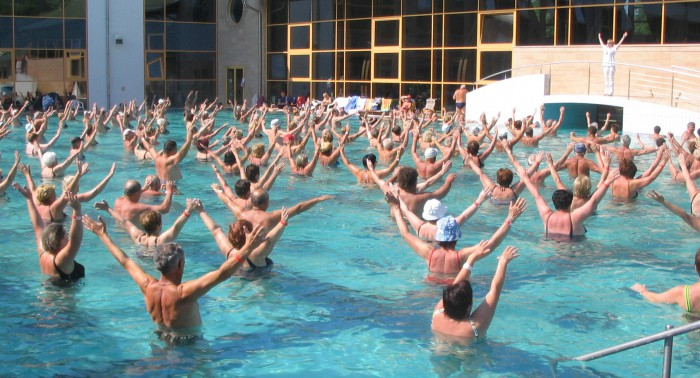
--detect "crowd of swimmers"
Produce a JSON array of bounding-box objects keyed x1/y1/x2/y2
[{"x1": 1, "y1": 92, "x2": 699, "y2": 346}]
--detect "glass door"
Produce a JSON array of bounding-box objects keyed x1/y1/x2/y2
[
  {"x1": 226, "y1": 66, "x2": 244, "y2": 104},
  {"x1": 371, "y1": 17, "x2": 401, "y2": 99},
  {"x1": 477, "y1": 12, "x2": 515, "y2": 84}
]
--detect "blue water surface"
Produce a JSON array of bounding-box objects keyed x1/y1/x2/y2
[{"x1": 0, "y1": 110, "x2": 698, "y2": 377}]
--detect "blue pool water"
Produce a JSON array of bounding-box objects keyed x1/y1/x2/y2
[{"x1": 0, "y1": 111, "x2": 698, "y2": 377}]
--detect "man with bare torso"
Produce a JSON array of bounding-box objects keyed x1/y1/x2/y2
[
  {"x1": 236, "y1": 188, "x2": 332, "y2": 230},
  {"x1": 452, "y1": 85, "x2": 467, "y2": 117},
  {"x1": 140, "y1": 126, "x2": 195, "y2": 181},
  {"x1": 113, "y1": 179, "x2": 174, "y2": 224},
  {"x1": 557, "y1": 142, "x2": 603, "y2": 178}
]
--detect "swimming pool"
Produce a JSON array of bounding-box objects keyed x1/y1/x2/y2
[{"x1": 0, "y1": 110, "x2": 698, "y2": 377}]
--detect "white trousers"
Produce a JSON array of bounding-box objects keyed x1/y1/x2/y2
[{"x1": 603, "y1": 65, "x2": 615, "y2": 96}]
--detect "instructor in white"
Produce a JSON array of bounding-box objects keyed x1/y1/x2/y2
[{"x1": 598, "y1": 31, "x2": 628, "y2": 96}]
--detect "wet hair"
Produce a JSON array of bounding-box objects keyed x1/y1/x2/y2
[
  {"x1": 422, "y1": 131, "x2": 433, "y2": 143},
  {"x1": 437, "y1": 240, "x2": 458, "y2": 250},
  {"x1": 552, "y1": 189, "x2": 574, "y2": 210},
  {"x1": 392, "y1": 125, "x2": 402, "y2": 136},
  {"x1": 525, "y1": 127, "x2": 534, "y2": 137},
  {"x1": 27, "y1": 132, "x2": 38, "y2": 143},
  {"x1": 145, "y1": 175, "x2": 161, "y2": 190},
  {"x1": 223, "y1": 151, "x2": 237, "y2": 166},
  {"x1": 361, "y1": 153, "x2": 377, "y2": 169},
  {"x1": 234, "y1": 179, "x2": 251, "y2": 198},
  {"x1": 466, "y1": 140, "x2": 480, "y2": 156},
  {"x1": 514, "y1": 120, "x2": 522, "y2": 130},
  {"x1": 619, "y1": 158, "x2": 637, "y2": 178},
  {"x1": 370, "y1": 128, "x2": 380, "y2": 138},
  {"x1": 611, "y1": 124, "x2": 620, "y2": 133},
  {"x1": 396, "y1": 167, "x2": 418, "y2": 192},
  {"x1": 70, "y1": 137, "x2": 82, "y2": 149},
  {"x1": 124, "y1": 180, "x2": 142, "y2": 196},
  {"x1": 252, "y1": 143, "x2": 265, "y2": 158},
  {"x1": 164, "y1": 140, "x2": 177, "y2": 154},
  {"x1": 573, "y1": 176, "x2": 592, "y2": 198},
  {"x1": 251, "y1": 189, "x2": 269, "y2": 208},
  {"x1": 245, "y1": 164, "x2": 260, "y2": 182},
  {"x1": 186, "y1": 114, "x2": 194, "y2": 122},
  {"x1": 442, "y1": 280, "x2": 473, "y2": 320},
  {"x1": 655, "y1": 138, "x2": 666, "y2": 148},
  {"x1": 322, "y1": 129, "x2": 333, "y2": 143},
  {"x1": 621, "y1": 135, "x2": 631, "y2": 147},
  {"x1": 228, "y1": 219, "x2": 253, "y2": 249},
  {"x1": 320, "y1": 142, "x2": 333, "y2": 155},
  {"x1": 153, "y1": 243, "x2": 184, "y2": 274},
  {"x1": 140, "y1": 211, "x2": 162, "y2": 235},
  {"x1": 195, "y1": 138, "x2": 209, "y2": 152},
  {"x1": 496, "y1": 168, "x2": 514, "y2": 187},
  {"x1": 382, "y1": 138, "x2": 393, "y2": 150},
  {"x1": 35, "y1": 184, "x2": 56, "y2": 205},
  {"x1": 41, "y1": 223, "x2": 66, "y2": 253},
  {"x1": 295, "y1": 153, "x2": 309, "y2": 168},
  {"x1": 653, "y1": 125, "x2": 661, "y2": 134},
  {"x1": 588, "y1": 126, "x2": 598, "y2": 136}
]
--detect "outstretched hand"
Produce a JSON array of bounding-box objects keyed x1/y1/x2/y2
[
  {"x1": 508, "y1": 197, "x2": 527, "y2": 221},
  {"x1": 645, "y1": 190, "x2": 664, "y2": 203},
  {"x1": 499, "y1": 246, "x2": 520, "y2": 263},
  {"x1": 83, "y1": 214, "x2": 107, "y2": 236},
  {"x1": 94, "y1": 199, "x2": 110, "y2": 211}
]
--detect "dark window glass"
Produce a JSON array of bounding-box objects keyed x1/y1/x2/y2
[
  {"x1": 165, "y1": 0, "x2": 215, "y2": 22},
  {"x1": 445, "y1": 0, "x2": 477, "y2": 12},
  {"x1": 336, "y1": 52, "x2": 344, "y2": 80},
  {"x1": 147, "y1": 52, "x2": 165, "y2": 79},
  {"x1": 433, "y1": 51, "x2": 442, "y2": 81},
  {"x1": 66, "y1": 53, "x2": 85, "y2": 78},
  {"x1": 166, "y1": 80, "x2": 215, "y2": 107},
  {"x1": 402, "y1": 0, "x2": 431, "y2": 15},
  {"x1": 146, "y1": 81, "x2": 166, "y2": 104},
  {"x1": 15, "y1": 18, "x2": 63, "y2": 49},
  {"x1": 403, "y1": 16, "x2": 431, "y2": 48},
  {"x1": 571, "y1": 0, "x2": 613, "y2": 4},
  {"x1": 616, "y1": 4, "x2": 661, "y2": 44},
  {"x1": 290, "y1": 82, "x2": 310, "y2": 97},
  {"x1": 557, "y1": 0, "x2": 570, "y2": 5},
  {"x1": 373, "y1": 53, "x2": 398, "y2": 79},
  {"x1": 14, "y1": 0, "x2": 62, "y2": 17},
  {"x1": 481, "y1": 14, "x2": 513, "y2": 43},
  {"x1": 479, "y1": 0, "x2": 514, "y2": 10},
  {"x1": 337, "y1": 0, "x2": 345, "y2": 18},
  {"x1": 434, "y1": 0, "x2": 442, "y2": 13},
  {"x1": 372, "y1": 82, "x2": 399, "y2": 99},
  {"x1": 166, "y1": 22, "x2": 216, "y2": 51},
  {"x1": 374, "y1": 0, "x2": 400, "y2": 17},
  {"x1": 345, "y1": 51, "x2": 370, "y2": 80},
  {"x1": 312, "y1": 0, "x2": 334, "y2": 21},
  {"x1": 346, "y1": 20, "x2": 371, "y2": 49},
  {"x1": 517, "y1": 9, "x2": 554, "y2": 46},
  {"x1": 313, "y1": 81, "x2": 334, "y2": 99},
  {"x1": 480, "y1": 51, "x2": 512, "y2": 80},
  {"x1": 402, "y1": 50, "x2": 431, "y2": 81},
  {"x1": 165, "y1": 52, "x2": 216, "y2": 80},
  {"x1": 146, "y1": 22, "x2": 165, "y2": 50},
  {"x1": 433, "y1": 15, "x2": 442, "y2": 47},
  {"x1": 346, "y1": 0, "x2": 371, "y2": 19},
  {"x1": 230, "y1": 0, "x2": 244, "y2": 23},
  {"x1": 345, "y1": 82, "x2": 370, "y2": 97},
  {"x1": 290, "y1": 25, "x2": 310, "y2": 49},
  {"x1": 0, "y1": 51, "x2": 11, "y2": 79},
  {"x1": 444, "y1": 49, "x2": 476, "y2": 83},
  {"x1": 665, "y1": 3, "x2": 700, "y2": 43},
  {"x1": 337, "y1": 21, "x2": 345, "y2": 49},
  {"x1": 289, "y1": 0, "x2": 311, "y2": 22},
  {"x1": 146, "y1": 0, "x2": 165, "y2": 20},
  {"x1": 518, "y1": 0, "x2": 554, "y2": 9},
  {"x1": 402, "y1": 83, "x2": 430, "y2": 107},
  {"x1": 290, "y1": 55, "x2": 309, "y2": 77},
  {"x1": 431, "y1": 84, "x2": 442, "y2": 108},
  {"x1": 64, "y1": 0, "x2": 86, "y2": 18},
  {"x1": 268, "y1": 26, "x2": 287, "y2": 52},
  {"x1": 313, "y1": 22, "x2": 335, "y2": 50},
  {"x1": 571, "y1": 6, "x2": 613, "y2": 45},
  {"x1": 64, "y1": 19, "x2": 86, "y2": 49},
  {"x1": 445, "y1": 13, "x2": 477, "y2": 47},
  {"x1": 0, "y1": 17, "x2": 11, "y2": 48},
  {"x1": 268, "y1": 54, "x2": 287, "y2": 80},
  {"x1": 374, "y1": 20, "x2": 399, "y2": 46},
  {"x1": 313, "y1": 52, "x2": 334, "y2": 80},
  {"x1": 556, "y1": 7, "x2": 569, "y2": 45},
  {"x1": 267, "y1": 82, "x2": 287, "y2": 102},
  {"x1": 0, "y1": 0, "x2": 10, "y2": 15},
  {"x1": 268, "y1": 0, "x2": 288, "y2": 24}
]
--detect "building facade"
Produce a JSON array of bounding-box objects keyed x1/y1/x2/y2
[{"x1": 1, "y1": 0, "x2": 699, "y2": 108}]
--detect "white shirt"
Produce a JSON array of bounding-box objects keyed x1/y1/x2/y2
[{"x1": 602, "y1": 45, "x2": 618, "y2": 67}]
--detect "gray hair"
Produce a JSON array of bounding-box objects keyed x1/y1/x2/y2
[
  {"x1": 382, "y1": 138, "x2": 393, "y2": 150},
  {"x1": 154, "y1": 243, "x2": 184, "y2": 274},
  {"x1": 621, "y1": 135, "x2": 631, "y2": 147},
  {"x1": 41, "y1": 223, "x2": 66, "y2": 254}
]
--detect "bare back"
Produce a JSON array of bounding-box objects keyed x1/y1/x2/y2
[
  {"x1": 144, "y1": 281, "x2": 202, "y2": 329},
  {"x1": 156, "y1": 153, "x2": 183, "y2": 181}
]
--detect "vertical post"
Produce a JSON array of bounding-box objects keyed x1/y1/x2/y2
[
  {"x1": 627, "y1": 69, "x2": 631, "y2": 99},
  {"x1": 662, "y1": 325, "x2": 674, "y2": 378},
  {"x1": 588, "y1": 63, "x2": 591, "y2": 95},
  {"x1": 670, "y1": 74, "x2": 675, "y2": 107}
]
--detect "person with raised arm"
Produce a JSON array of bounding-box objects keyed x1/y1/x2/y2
[
  {"x1": 631, "y1": 248, "x2": 700, "y2": 316},
  {"x1": 15, "y1": 184, "x2": 85, "y2": 282},
  {"x1": 458, "y1": 126, "x2": 498, "y2": 169},
  {"x1": 599, "y1": 31, "x2": 628, "y2": 96},
  {"x1": 557, "y1": 142, "x2": 603, "y2": 178},
  {"x1": 40, "y1": 140, "x2": 87, "y2": 179},
  {"x1": 469, "y1": 145, "x2": 543, "y2": 205},
  {"x1": 431, "y1": 245, "x2": 520, "y2": 342},
  {"x1": 646, "y1": 190, "x2": 700, "y2": 232},
  {"x1": 0, "y1": 150, "x2": 20, "y2": 195},
  {"x1": 386, "y1": 190, "x2": 525, "y2": 278},
  {"x1": 339, "y1": 147, "x2": 399, "y2": 185},
  {"x1": 411, "y1": 128, "x2": 457, "y2": 180},
  {"x1": 139, "y1": 123, "x2": 195, "y2": 181},
  {"x1": 113, "y1": 180, "x2": 174, "y2": 224},
  {"x1": 237, "y1": 188, "x2": 331, "y2": 230},
  {"x1": 82, "y1": 213, "x2": 265, "y2": 344},
  {"x1": 609, "y1": 149, "x2": 669, "y2": 199}
]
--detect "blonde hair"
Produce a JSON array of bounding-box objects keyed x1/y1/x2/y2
[
  {"x1": 252, "y1": 143, "x2": 265, "y2": 158},
  {"x1": 422, "y1": 131, "x2": 433, "y2": 143},
  {"x1": 36, "y1": 184, "x2": 56, "y2": 205},
  {"x1": 573, "y1": 176, "x2": 592, "y2": 198},
  {"x1": 295, "y1": 153, "x2": 309, "y2": 168}
]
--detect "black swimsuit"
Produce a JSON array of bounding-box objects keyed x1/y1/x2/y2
[
  {"x1": 545, "y1": 212, "x2": 586, "y2": 239},
  {"x1": 54, "y1": 258, "x2": 85, "y2": 281}
]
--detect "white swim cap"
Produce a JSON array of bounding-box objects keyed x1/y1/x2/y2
[{"x1": 42, "y1": 152, "x2": 57, "y2": 166}]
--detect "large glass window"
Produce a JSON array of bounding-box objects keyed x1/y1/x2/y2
[
  {"x1": 313, "y1": 22, "x2": 335, "y2": 50},
  {"x1": 665, "y1": 2, "x2": 700, "y2": 44},
  {"x1": 616, "y1": 3, "x2": 661, "y2": 44},
  {"x1": 346, "y1": 0, "x2": 371, "y2": 19},
  {"x1": 480, "y1": 51, "x2": 512, "y2": 80},
  {"x1": 373, "y1": 53, "x2": 398, "y2": 79},
  {"x1": 268, "y1": 54, "x2": 287, "y2": 80},
  {"x1": 146, "y1": 0, "x2": 165, "y2": 20},
  {"x1": 65, "y1": 19, "x2": 86, "y2": 49},
  {"x1": 313, "y1": 81, "x2": 333, "y2": 99},
  {"x1": 375, "y1": 20, "x2": 399, "y2": 47},
  {"x1": 166, "y1": 52, "x2": 216, "y2": 80},
  {"x1": 64, "y1": 0, "x2": 86, "y2": 18},
  {"x1": 479, "y1": 0, "x2": 514, "y2": 11},
  {"x1": 346, "y1": 20, "x2": 371, "y2": 49},
  {"x1": 445, "y1": 0, "x2": 477, "y2": 12},
  {"x1": 147, "y1": 52, "x2": 164, "y2": 79},
  {"x1": 0, "y1": 0, "x2": 11, "y2": 15},
  {"x1": 289, "y1": 81, "x2": 310, "y2": 97},
  {"x1": 166, "y1": 23, "x2": 216, "y2": 51},
  {"x1": 166, "y1": 80, "x2": 216, "y2": 105},
  {"x1": 268, "y1": 0, "x2": 288, "y2": 24},
  {"x1": 0, "y1": 17, "x2": 11, "y2": 48},
  {"x1": 570, "y1": 6, "x2": 614, "y2": 45},
  {"x1": 165, "y1": 0, "x2": 216, "y2": 22},
  {"x1": 146, "y1": 22, "x2": 165, "y2": 50},
  {"x1": 290, "y1": 55, "x2": 309, "y2": 77},
  {"x1": 14, "y1": 18, "x2": 63, "y2": 49},
  {"x1": 433, "y1": 15, "x2": 442, "y2": 47},
  {"x1": 13, "y1": 0, "x2": 62, "y2": 17},
  {"x1": 445, "y1": 13, "x2": 477, "y2": 47},
  {"x1": 312, "y1": 0, "x2": 334, "y2": 21},
  {"x1": 402, "y1": 50, "x2": 431, "y2": 81},
  {"x1": 403, "y1": 16, "x2": 431, "y2": 48},
  {"x1": 372, "y1": 82, "x2": 399, "y2": 99},
  {"x1": 312, "y1": 52, "x2": 334, "y2": 79},
  {"x1": 0, "y1": 51, "x2": 11, "y2": 80},
  {"x1": 290, "y1": 25, "x2": 310, "y2": 49},
  {"x1": 481, "y1": 14, "x2": 514, "y2": 44},
  {"x1": 345, "y1": 51, "x2": 370, "y2": 80},
  {"x1": 444, "y1": 49, "x2": 476, "y2": 83},
  {"x1": 556, "y1": 7, "x2": 569, "y2": 45},
  {"x1": 402, "y1": 0, "x2": 432, "y2": 15},
  {"x1": 517, "y1": 9, "x2": 554, "y2": 46},
  {"x1": 289, "y1": 0, "x2": 311, "y2": 22},
  {"x1": 433, "y1": 51, "x2": 442, "y2": 81},
  {"x1": 268, "y1": 26, "x2": 288, "y2": 52},
  {"x1": 374, "y1": 0, "x2": 400, "y2": 17}
]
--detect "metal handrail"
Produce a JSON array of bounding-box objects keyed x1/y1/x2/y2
[{"x1": 553, "y1": 320, "x2": 700, "y2": 378}]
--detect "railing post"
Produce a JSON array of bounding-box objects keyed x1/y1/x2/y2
[
  {"x1": 588, "y1": 63, "x2": 591, "y2": 95},
  {"x1": 627, "y1": 69, "x2": 631, "y2": 99},
  {"x1": 670, "y1": 74, "x2": 675, "y2": 107},
  {"x1": 662, "y1": 325, "x2": 674, "y2": 378}
]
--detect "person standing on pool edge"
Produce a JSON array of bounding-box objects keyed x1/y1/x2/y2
[
  {"x1": 598, "y1": 31, "x2": 628, "y2": 96},
  {"x1": 452, "y1": 85, "x2": 467, "y2": 119},
  {"x1": 82, "y1": 214, "x2": 266, "y2": 344}
]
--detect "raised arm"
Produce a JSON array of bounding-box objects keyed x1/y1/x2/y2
[
  {"x1": 287, "y1": 194, "x2": 332, "y2": 218},
  {"x1": 471, "y1": 246, "x2": 520, "y2": 333},
  {"x1": 646, "y1": 190, "x2": 700, "y2": 232},
  {"x1": 515, "y1": 165, "x2": 551, "y2": 221},
  {"x1": 173, "y1": 126, "x2": 195, "y2": 164},
  {"x1": 54, "y1": 195, "x2": 83, "y2": 267},
  {"x1": 158, "y1": 199, "x2": 198, "y2": 244},
  {"x1": 94, "y1": 199, "x2": 145, "y2": 243},
  {"x1": 387, "y1": 194, "x2": 431, "y2": 259},
  {"x1": 14, "y1": 183, "x2": 44, "y2": 253},
  {"x1": 0, "y1": 151, "x2": 21, "y2": 193},
  {"x1": 75, "y1": 163, "x2": 116, "y2": 202},
  {"x1": 455, "y1": 187, "x2": 493, "y2": 225},
  {"x1": 197, "y1": 204, "x2": 234, "y2": 256},
  {"x1": 152, "y1": 181, "x2": 175, "y2": 214}
]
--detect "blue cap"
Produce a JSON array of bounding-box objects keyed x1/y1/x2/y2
[{"x1": 435, "y1": 216, "x2": 462, "y2": 242}]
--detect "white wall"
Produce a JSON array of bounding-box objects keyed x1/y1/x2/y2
[{"x1": 87, "y1": 0, "x2": 145, "y2": 107}]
